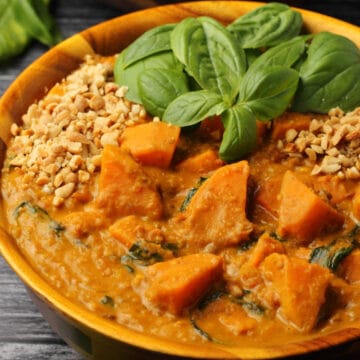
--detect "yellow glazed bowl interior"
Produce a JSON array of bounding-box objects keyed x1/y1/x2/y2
[{"x1": 1, "y1": 2, "x2": 360, "y2": 359}]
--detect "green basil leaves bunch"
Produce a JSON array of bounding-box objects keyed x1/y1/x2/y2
[
  {"x1": 114, "y1": 2, "x2": 360, "y2": 163},
  {"x1": 0, "y1": 0, "x2": 61, "y2": 62}
]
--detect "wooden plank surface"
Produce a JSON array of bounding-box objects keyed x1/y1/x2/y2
[{"x1": 0, "y1": 1, "x2": 359, "y2": 359}]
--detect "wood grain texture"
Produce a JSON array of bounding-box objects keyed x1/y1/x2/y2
[{"x1": 0, "y1": 1, "x2": 360, "y2": 359}]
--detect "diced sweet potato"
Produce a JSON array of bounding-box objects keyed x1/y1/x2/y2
[
  {"x1": 254, "y1": 175, "x2": 283, "y2": 216},
  {"x1": 218, "y1": 305, "x2": 258, "y2": 335},
  {"x1": 62, "y1": 211, "x2": 105, "y2": 238},
  {"x1": 179, "y1": 161, "x2": 253, "y2": 250},
  {"x1": 120, "y1": 121, "x2": 180, "y2": 168},
  {"x1": 248, "y1": 233, "x2": 285, "y2": 268},
  {"x1": 277, "y1": 171, "x2": 344, "y2": 244},
  {"x1": 176, "y1": 149, "x2": 224, "y2": 174},
  {"x1": 133, "y1": 253, "x2": 223, "y2": 315},
  {"x1": 197, "y1": 116, "x2": 224, "y2": 140},
  {"x1": 352, "y1": 185, "x2": 360, "y2": 220},
  {"x1": 338, "y1": 249, "x2": 360, "y2": 284},
  {"x1": 97, "y1": 145, "x2": 163, "y2": 219},
  {"x1": 271, "y1": 112, "x2": 312, "y2": 140},
  {"x1": 109, "y1": 215, "x2": 164, "y2": 249},
  {"x1": 261, "y1": 253, "x2": 331, "y2": 332}
]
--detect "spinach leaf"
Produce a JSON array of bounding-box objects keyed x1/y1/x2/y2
[
  {"x1": 171, "y1": 16, "x2": 246, "y2": 104},
  {"x1": 138, "y1": 68, "x2": 189, "y2": 118},
  {"x1": 292, "y1": 32, "x2": 360, "y2": 113},
  {"x1": 13, "y1": 201, "x2": 65, "y2": 236},
  {"x1": 190, "y1": 318, "x2": 215, "y2": 343},
  {"x1": 0, "y1": 0, "x2": 60, "y2": 62},
  {"x1": 228, "y1": 2, "x2": 302, "y2": 49},
  {"x1": 310, "y1": 243, "x2": 355, "y2": 272},
  {"x1": 238, "y1": 65, "x2": 299, "y2": 121},
  {"x1": 180, "y1": 177, "x2": 207, "y2": 211},
  {"x1": 219, "y1": 105, "x2": 257, "y2": 162},
  {"x1": 119, "y1": 24, "x2": 175, "y2": 69},
  {"x1": 100, "y1": 295, "x2": 114, "y2": 307},
  {"x1": 163, "y1": 90, "x2": 227, "y2": 127},
  {"x1": 114, "y1": 51, "x2": 182, "y2": 103}
]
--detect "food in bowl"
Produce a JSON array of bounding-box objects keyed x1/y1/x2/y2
[{"x1": 1, "y1": 1, "x2": 360, "y2": 355}]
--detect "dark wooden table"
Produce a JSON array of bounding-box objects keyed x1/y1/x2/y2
[{"x1": 0, "y1": 1, "x2": 359, "y2": 359}]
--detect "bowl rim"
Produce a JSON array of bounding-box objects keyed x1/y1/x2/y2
[{"x1": 1, "y1": 1, "x2": 360, "y2": 359}]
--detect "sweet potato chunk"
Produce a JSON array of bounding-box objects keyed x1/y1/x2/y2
[
  {"x1": 261, "y1": 253, "x2": 331, "y2": 332},
  {"x1": 271, "y1": 112, "x2": 312, "y2": 140},
  {"x1": 352, "y1": 185, "x2": 360, "y2": 220},
  {"x1": 338, "y1": 249, "x2": 360, "y2": 284},
  {"x1": 134, "y1": 253, "x2": 223, "y2": 315},
  {"x1": 277, "y1": 171, "x2": 344, "y2": 244},
  {"x1": 97, "y1": 145, "x2": 163, "y2": 219},
  {"x1": 109, "y1": 215, "x2": 164, "y2": 249},
  {"x1": 254, "y1": 175, "x2": 283, "y2": 216},
  {"x1": 176, "y1": 149, "x2": 224, "y2": 174},
  {"x1": 120, "y1": 121, "x2": 180, "y2": 168},
  {"x1": 248, "y1": 233, "x2": 285, "y2": 268},
  {"x1": 180, "y1": 161, "x2": 253, "y2": 250}
]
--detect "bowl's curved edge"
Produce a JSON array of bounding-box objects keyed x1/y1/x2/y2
[{"x1": 1, "y1": 1, "x2": 360, "y2": 359}]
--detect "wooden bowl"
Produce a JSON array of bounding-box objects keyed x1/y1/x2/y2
[{"x1": 1, "y1": 2, "x2": 360, "y2": 359}]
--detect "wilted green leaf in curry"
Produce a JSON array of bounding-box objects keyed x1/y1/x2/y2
[
  {"x1": 238, "y1": 65, "x2": 299, "y2": 121},
  {"x1": 292, "y1": 32, "x2": 360, "y2": 113},
  {"x1": 163, "y1": 90, "x2": 228, "y2": 127},
  {"x1": 0, "y1": 0, "x2": 60, "y2": 62},
  {"x1": 219, "y1": 105, "x2": 257, "y2": 162},
  {"x1": 228, "y1": 2, "x2": 302, "y2": 49},
  {"x1": 170, "y1": 16, "x2": 246, "y2": 104},
  {"x1": 138, "y1": 68, "x2": 189, "y2": 118}
]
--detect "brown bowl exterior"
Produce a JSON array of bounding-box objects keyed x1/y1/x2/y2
[{"x1": 1, "y1": 2, "x2": 360, "y2": 359}]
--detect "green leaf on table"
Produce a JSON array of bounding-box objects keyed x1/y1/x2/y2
[
  {"x1": 219, "y1": 105, "x2": 257, "y2": 162},
  {"x1": 292, "y1": 32, "x2": 360, "y2": 113},
  {"x1": 171, "y1": 16, "x2": 246, "y2": 104},
  {"x1": 228, "y1": 2, "x2": 303, "y2": 49},
  {"x1": 163, "y1": 90, "x2": 227, "y2": 127},
  {"x1": 0, "y1": 0, "x2": 60, "y2": 62}
]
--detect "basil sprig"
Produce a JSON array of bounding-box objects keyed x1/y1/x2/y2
[
  {"x1": 0, "y1": 0, "x2": 61, "y2": 62},
  {"x1": 114, "y1": 2, "x2": 360, "y2": 163}
]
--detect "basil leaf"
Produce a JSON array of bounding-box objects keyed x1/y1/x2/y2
[
  {"x1": 292, "y1": 32, "x2": 360, "y2": 113},
  {"x1": 238, "y1": 65, "x2": 299, "y2": 121},
  {"x1": 114, "y1": 51, "x2": 183, "y2": 103},
  {"x1": 171, "y1": 16, "x2": 246, "y2": 104},
  {"x1": 120, "y1": 24, "x2": 175, "y2": 69},
  {"x1": 249, "y1": 36, "x2": 307, "y2": 74},
  {"x1": 138, "y1": 68, "x2": 189, "y2": 118},
  {"x1": 163, "y1": 90, "x2": 227, "y2": 127},
  {"x1": 228, "y1": 2, "x2": 302, "y2": 49},
  {"x1": 219, "y1": 105, "x2": 257, "y2": 162}
]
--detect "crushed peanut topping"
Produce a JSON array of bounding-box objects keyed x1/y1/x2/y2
[
  {"x1": 279, "y1": 107, "x2": 360, "y2": 179},
  {"x1": 5, "y1": 55, "x2": 148, "y2": 205}
]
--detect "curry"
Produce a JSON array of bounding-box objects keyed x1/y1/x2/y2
[{"x1": 1, "y1": 52, "x2": 360, "y2": 347}]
